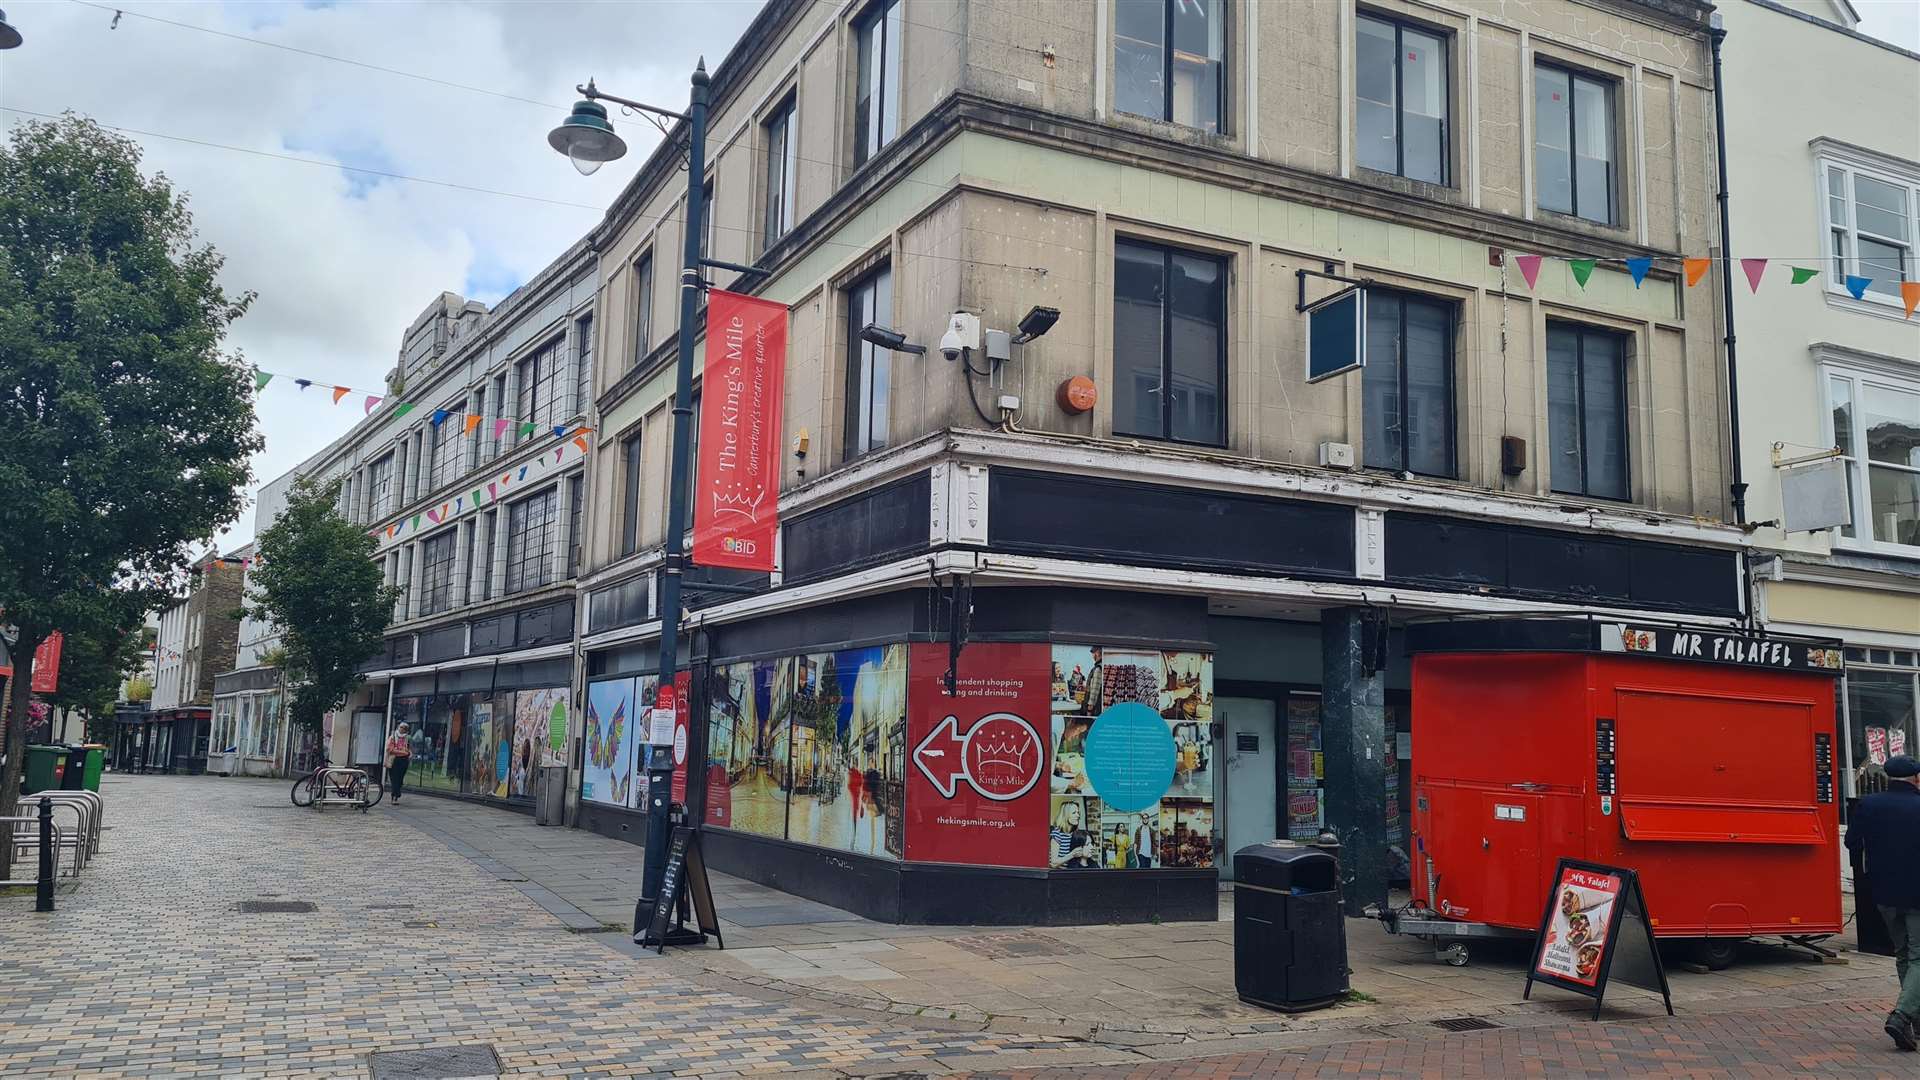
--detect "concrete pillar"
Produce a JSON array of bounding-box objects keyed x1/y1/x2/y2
[
  {"x1": 406, "y1": 543, "x2": 426, "y2": 622},
  {"x1": 391, "y1": 547, "x2": 409, "y2": 623},
  {"x1": 490, "y1": 505, "x2": 510, "y2": 596},
  {"x1": 556, "y1": 479, "x2": 577, "y2": 580},
  {"x1": 1321, "y1": 607, "x2": 1389, "y2": 918},
  {"x1": 452, "y1": 519, "x2": 473, "y2": 609}
]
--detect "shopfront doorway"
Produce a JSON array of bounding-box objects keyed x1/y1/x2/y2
[{"x1": 1217, "y1": 696, "x2": 1277, "y2": 881}]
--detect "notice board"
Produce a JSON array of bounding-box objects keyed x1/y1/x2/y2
[{"x1": 1524, "y1": 858, "x2": 1673, "y2": 1019}]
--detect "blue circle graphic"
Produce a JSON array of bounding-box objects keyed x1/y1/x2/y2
[{"x1": 1082, "y1": 702, "x2": 1175, "y2": 813}]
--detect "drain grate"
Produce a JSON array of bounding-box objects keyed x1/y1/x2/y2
[
  {"x1": 402, "y1": 920, "x2": 439, "y2": 929},
  {"x1": 370, "y1": 1044, "x2": 502, "y2": 1079},
  {"x1": 367, "y1": 903, "x2": 415, "y2": 910},
  {"x1": 1432, "y1": 1016, "x2": 1501, "y2": 1033},
  {"x1": 234, "y1": 900, "x2": 316, "y2": 914}
]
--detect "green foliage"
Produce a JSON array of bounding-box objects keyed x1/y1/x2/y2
[
  {"x1": 248, "y1": 476, "x2": 398, "y2": 730},
  {"x1": 46, "y1": 605, "x2": 149, "y2": 724},
  {"x1": 0, "y1": 114, "x2": 261, "y2": 838},
  {"x1": 124, "y1": 675, "x2": 153, "y2": 703}
]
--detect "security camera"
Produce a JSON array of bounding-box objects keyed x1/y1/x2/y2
[{"x1": 940, "y1": 311, "x2": 981, "y2": 362}]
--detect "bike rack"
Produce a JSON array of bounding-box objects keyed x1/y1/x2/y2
[{"x1": 314, "y1": 766, "x2": 372, "y2": 812}]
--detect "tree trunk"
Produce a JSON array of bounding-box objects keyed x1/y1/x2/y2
[{"x1": 0, "y1": 626, "x2": 45, "y2": 881}]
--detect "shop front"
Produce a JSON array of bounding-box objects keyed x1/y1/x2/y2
[{"x1": 387, "y1": 657, "x2": 573, "y2": 806}]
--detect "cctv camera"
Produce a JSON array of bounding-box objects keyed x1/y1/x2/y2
[
  {"x1": 940, "y1": 327, "x2": 966, "y2": 362},
  {"x1": 940, "y1": 311, "x2": 981, "y2": 362}
]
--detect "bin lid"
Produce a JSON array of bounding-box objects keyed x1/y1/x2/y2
[
  {"x1": 1235, "y1": 840, "x2": 1333, "y2": 864},
  {"x1": 1234, "y1": 841, "x2": 1337, "y2": 891}
]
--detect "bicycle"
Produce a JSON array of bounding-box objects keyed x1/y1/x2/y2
[{"x1": 290, "y1": 759, "x2": 383, "y2": 811}]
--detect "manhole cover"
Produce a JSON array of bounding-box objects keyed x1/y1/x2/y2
[
  {"x1": 1432, "y1": 1016, "x2": 1501, "y2": 1032},
  {"x1": 234, "y1": 901, "x2": 316, "y2": 914},
  {"x1": 947, "y1": 930, "x2": 1069, "y2": 959},
  {"x1": 370, "y1": 1044, "x2": 502, "y2": 1079}
]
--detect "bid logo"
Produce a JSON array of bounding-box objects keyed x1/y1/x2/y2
[
  {"x1": 913, "y1": 712, "x2": 1043, "y2": 801},
  {"x1": 721, "y1": 536, "x2": 758, "y2": 555}
]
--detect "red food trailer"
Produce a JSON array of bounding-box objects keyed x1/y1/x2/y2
[{"x1": 1396, "y1": 618, "x2": 1845, "y2": 969}]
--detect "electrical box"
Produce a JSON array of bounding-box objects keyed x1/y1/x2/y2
[
  {"x1": 1318, "y1": 441, "x2": 1355, "y2": 468},
  {"x1": 985, "y1": 329, "x2": 1012, "y2": 363},
  {"x1": 996, "y1": 393, "x2": 1021, "y2": 412}
]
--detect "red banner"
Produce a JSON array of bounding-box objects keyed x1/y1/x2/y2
[
  {"x1": 693, "y1": 290, "x2": 787, "y2": 572},
  {"x1": 905, "y1": 643, "x2": 1051, "y2": 867},
  {"x1": 0, "y1": 631, "x2": 62, "y2": 694}
]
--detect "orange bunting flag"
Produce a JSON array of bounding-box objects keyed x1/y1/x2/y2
[
  {"x1": 1904, "y1": 281, "x2": 1920, "y2": 319},
  {"x1": 332, "y1": 386, "x2": 350, "y2": 404},
  {"x1": 1684, "y1": 258, "x2": 1711, "y2": 287},
  {"x1": 463, "y1": 414, "x2": 482, "y2": 434},
  {"x1": 573, "y1": 436, "x2": 590, "y2": 453}
]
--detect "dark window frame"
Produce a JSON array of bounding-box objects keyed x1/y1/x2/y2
[
  {"x1": 1356, "y1": 11, "x2": 1451, "y2": 186},
  {"x1": 763, "y1": 95, "x2": 799, "y2": 246},
  {"x1": 505, "y1": 487, "x2": 558, "y2": 595},
  {"x1": 574, "y1": 313, "x2": 594, "y2": 413},
  {"x1": 1112, "y1": 237, "x2": 1229, "y2": 448},
  {"x1": 842, "y1": 264, "x2": 894, "y2": 460},
  {"x1": 427, "y1": 396, "x2": 468, "y2": 491},
  {"x1": 631, "y1": 252, "x2": 654, "y2": 368},
  {"x1": 853, "y1": 0, "x2": 903, "y2": 168},
  {"x1": 1113, "y1": 0, "x2": 1228, "y2": 133},
  {"x1": 1362, "y1": 289, "x2": 1458, "y2": 478},
  {"x1": 516, "y1": 338, "x2": 565, "y2": 440},
  {"x1": 1535, "y1": 61, "x2": 1617, "y2": 225},
  {"x1": 566, "y1": 474, "x2": 585, "y2": 578},
  {"x1": 418, "y1": 529, "x2": 458, "y2": 616},
  {"x1": 1547, "y1": 321, "x2": 1631, "y2": 501},
  {"x1": 619, "y1": 428, "x2": 644, "y2": 557}
]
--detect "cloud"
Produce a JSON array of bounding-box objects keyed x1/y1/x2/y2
[{"x1": 2, "y1": 0, "x2": 760, "y2": 549}]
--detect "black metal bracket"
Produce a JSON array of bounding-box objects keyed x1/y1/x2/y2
[
  {"x1": 698, "y1": 258, "x2": 773, "y2": 289},
  {"x1": 684, "y1": 580, "x2": 762, "y2": 596},
  {"x1": 1297, "y1": 263, "x2": 1372, "y2": 312},
  {"x1": 945, "y1": 575, "x2": 973, "y2": 696}
]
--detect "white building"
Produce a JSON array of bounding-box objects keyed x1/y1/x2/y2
[{"x1": 1721, "y1": 0, "x2": 1920, "y2": 799}]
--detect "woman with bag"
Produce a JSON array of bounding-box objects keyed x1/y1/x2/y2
[{"x1": 386, "y1": 722, "x2": 412, "y2": 803}]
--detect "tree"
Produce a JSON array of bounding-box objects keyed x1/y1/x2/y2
[
  {"x1": 246, "y1": 476, "x2": 397, "y2": 733},
  {"x1": 46, "y1": 606, "x2": 149, "y2": 736},
  {"x1": 0, "y1": 115, "x2": 261, "y2": 869}
]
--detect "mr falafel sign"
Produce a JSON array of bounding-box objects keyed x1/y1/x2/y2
[{"x1": 1603, "y1": 623, "x2": 1844, "y2": 674}]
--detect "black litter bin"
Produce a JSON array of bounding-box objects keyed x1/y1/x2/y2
[
  {"x1": 61, "y1": 745, "x2": 88, "y2": 790},
  {"x1": 1234, "y1": 840, "x2": 1348, "y2": 1012}
]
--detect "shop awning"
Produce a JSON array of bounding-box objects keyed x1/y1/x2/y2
[{"x1": 1618, "y1": 801, "x2": 1824, "y2": 845}]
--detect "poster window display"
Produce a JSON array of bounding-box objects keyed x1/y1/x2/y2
[
  {"x1": 509, "y1": 688, "x2": 568, "y2": 798},
  {"x1": 467, "y1": 699, "x2": 495, "y2": 794},
  {"x1": 905, "y1": 642, "x2": 1050, "y2": 867},
  {"x1": 583, "y1": 678, "x2": 638, "y2": 807},
  {"x1": 705, "y1": 660, "x2": 781, "y2": 837},
  {"x1": 490, "y1": 691, "x2": 516, "y2": 799}
]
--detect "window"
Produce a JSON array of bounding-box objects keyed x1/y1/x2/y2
[
  {"x1": 764, "y1": 97, "x2": 799, "y2": 244},
  {"x1": 700, "y1": 180, "x2": 715, "y2": 267},
  {"x1": 843, "y1": 266, "x2": 893, "y2": 458},
  {"x1": 631, "y1": 253, "x2": 654, "y2": 367},
  {"x1": 853, "y1": 0, "x2": 903, "y2": 167},
  {"x1": 1546, "y1": 323, "x2": 1628, "y2": 500},
  {"x1": 1115, "y1": 0, "x2": 1225, "y2": 132},
  {"x1": 1113, "y1": 238, "x2": 1226, "y2": 446},
  {"x1": 576, "y1": 314, "x2": 593, "y2": 412},
  {"x1": 1828, "y1": 366, "x2": 1920, "y2": 550},
  {"x1": 505, "y1": 488, "x2": 557, "y2": 594},
  {"x1": 468, "y1": 387, "x2": 487, "y2": 472},
  {"x1": 477, "y1": 510, "x2": 497, "y2": 602},
  {"x1": 1362, "y1": 290, "x2": 1455, "y2": 476},
  {"x1": 1536, "y1": 65, "x2": 1615, "y2": 224},
  {"x1": 516, "y1": 340, "x2": 563, "y2": 438},
  {"x1": 567, "y1": 475, "x2": 585, "y2": 578},
  {"x1": 620, "y1": 430, "x2": 644, "y2": 556},
  {"x1": 1823, "y1": 159, "x2": 1914, "y2": 301},
  {"x1": 428, "y1": 399, "x2": 466, "y2": 490},
  {"x1": 419, "y1": 530, "x2": 457, "y2": 616},
  {"x1": 1356, "y1": 14, "x2": 1448, "y2": 185}
]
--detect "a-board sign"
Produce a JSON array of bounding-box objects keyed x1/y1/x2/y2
[
  {"x1": 1524, "y1": 859, "x2": 1672, "y2": 1019},
  {"x1": 644, "y1": 826, "x2": 724, "y2": 955}
]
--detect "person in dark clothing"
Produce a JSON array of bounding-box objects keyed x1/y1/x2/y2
[{"x1": 1846, "y1": 752, "x2": 1920, "y2": 1052}]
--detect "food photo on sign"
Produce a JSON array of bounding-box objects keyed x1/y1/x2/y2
[{"x1": 1537, "y1": 869, "x2": 1622, "y2": 986}]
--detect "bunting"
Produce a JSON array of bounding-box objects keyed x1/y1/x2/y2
[
  {"x1": 1568, "y1": 259, "x2": 1595, "y2": 289},
  {"x1": 242, "y1": 366, "x2": 602, "y2": 438},
  {"x1": 1905, "y1": 283, "x2": 1920, "y2": 319},
  {"x1": 1494, "y1": 250, "x2": 1915, "y2": 318},
  {"x1": 1741, "y1": 259, "x2": 1768, "y2": 293},
  {"x1": 332, "y1": 386, "x2": 350, "y2": 404},
  {"x1": 1791, "y1": 267, "x2": 1820, "y2": 285},
  {"x1": 1625, "y1": 258, "x2": 1651, "y2": 288}
]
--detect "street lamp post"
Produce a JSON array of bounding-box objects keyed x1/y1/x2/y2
[{"x1": 550, "y1": 63, "x2": 712, "y2": 946}]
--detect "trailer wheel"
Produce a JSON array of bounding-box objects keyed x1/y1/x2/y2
[
  {"x1": 1438, "y1": 942, "x2": 1470, "y2": 967},
  {"x1": 1693, "y1": 938, "x2": 1741, "y2": 970}
]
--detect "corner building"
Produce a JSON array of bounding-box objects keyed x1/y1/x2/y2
[{"x1": 575, "y1": 0, "x2": 1737, "y2": 924}]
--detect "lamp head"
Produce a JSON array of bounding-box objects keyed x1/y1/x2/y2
[
  {"x1": 859, "y1": 324, "x2": 908, "y2": 351},
  {"x1": 0, "y1": 8, "x2": 22, "y2": 50},
  {"x1": 548, "y1": 99, "x2": 627, "y2": 175},
  {"x1": 1013, "y1": 305, "x2": 1061, "y2": 344}
]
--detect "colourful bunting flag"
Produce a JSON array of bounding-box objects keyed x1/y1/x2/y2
[
  {"x1": 517, "y1": 466, "x2": 528, "y2": 481},
  {"x1": 518, "y1": 422, "x2": 536, "y2": 437},
  {"x1": 332, "y1": 386, "x2": 350, "y2": 404},
  {"x1": 472, "y1": 489, "x2": 483, "y2": 505},
  {"x1": 410, "y1": 514, "x2": 422, "y2": 530},
  {"x1": 1568, "y1": 259, "x2": 1595, "y2": 289},
  {"x1": 1514, "y1": 254, "x2": 1543, "y2": 290},
  {"x1": 488, "y1": 482, "x2": 497, "y2": 499},
  {"x1": 1845, "y1": 275, "x2": 1871, "y2": 300},
  {"x1": 431, "y1": 409, "x2": 449, "y2": 426},
  {"x1": 365, "y1": 395, "x2": 382, "y2": 415},
  {"x1": 1741, "y1": 259, "x2": 1768, "y2": 293},
  {"x1": 573, "y1": 437, "x2": 590, "y2": 453},
  {"x1": 426, "y1": 508, "x2": 441, "y2": 524},
  {"x1": 455, "y1": 497, "x2": 463, "y2": 512},
  {"x1": 393, "y1": 403, "x2": 415, "y2": 419},
  {"x1": 493, "y1": 418, "x2": 510, "y2": 439},
  {"x1": 552, "y1": 426, "x2": 567, "y2": 439},
  {"x1": 1685, "y1": 258, "x2": 1711, "y2": 287},
  {"x1": 440, "y1": 503, "x2": 450, "y2": 517},
  {"x1": 254, "y1": 370, "x2": 274, "y2": 390},
  {"x1": 295, "y1": 378, "x2": 313, "y2": 391},
  {"x1": 463, "y1": 414, "x2": 482, "y2": 435},
  {"x1": 1903, "y1": 282, "x2": 1920, "y2": 319},
  {"x1": 554, "y1": 447, "x2": 564, "y2": 463},
  {"x1": 1625, "y1": 258, "x2": 1651, "y2": 288},
  {"x1": 1790, "y1": 267, "x2": 1819, "y2": 285}
]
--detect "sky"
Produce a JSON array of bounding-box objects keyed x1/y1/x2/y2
[{"x1": 1, "y1": 0, "x2": 1916, "y2": 559}]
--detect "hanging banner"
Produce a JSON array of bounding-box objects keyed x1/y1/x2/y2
[
  {"x1": 905, "y1": 643, "x2": 1051, "y2": 867},
  {"x1": 0, "y1": 631, "x2": 64, "y2": 694},
  {"x1": 692, "y1": 290, "x2": 788, "y2": 572}
]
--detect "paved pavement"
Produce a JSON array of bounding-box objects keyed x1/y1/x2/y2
[{"x1": 1, "y1": 774, "x2": 1906, "y2": 1079}]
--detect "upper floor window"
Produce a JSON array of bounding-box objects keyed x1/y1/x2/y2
[
  {"x1": 1363, "y1": 290, "x2": 1454, "y2": 477},
  {"x1": 428, "y1": 400, "x2": 466, "y2": 490},
  {"x1": 699, "y1": 179, "x2": 716, "y2": 266},
  {"x1": 477, "y1": 509, "x2": 497, "y2": 603},
  {"x1": 418, "y1": 529, "x2": 458, "y2": 616},
  {"x1": 764, "y1": 97, "x2": 798, "y2": 244},
  {"x1": 575, "y1": 314, "x2": 593, "y2": 410},
  {"x1": 1546, "y1": 323, "x2": 1628, "y2": 500},
  {"x1": 619, "y1": 429, "x2": 644, "y2": 557},
  {"x1": 566, "y1": 475, "x2": 585, "y2": 579},
  {"x1": 1828, "y1": 366, "x2": 1920, "y2": 552},
  {"x1": 1535, "y1": 65, "x2": 1615, "y2": 225},
  {"x1": 1115, "y1": 0, "x2": 1225, "y2": 133},
  {"x1": 505, "y1": 488, "x2": 557, "y2": 594},
  {"x1": 367, "y1": 454, "x2": 395, "y2": 519},
  {"x1": 631, "y1": 254, "x2": 655, "y2": 367},
  {"x1": 854, "y1": 0, "x2": 903, "y2": 167},
  {"x1": 844, "y1": 266, "x2": 894, "y2": 459},
  {"x1": 490, "y1": 372, "x2": 508, "y2": 456},
  {"x1": 516, "y1": 339, "x2": 564, "y2": 437},
  {"x1": 1823, "y1": 158, "x2": 1914, "y2": 303},
  {"x1": 1113, "y1": 238, "x2": 1226, "y2": 446},
  {"x1": 1356, "y1": 14, "x2": 1448, "y2": 186}
]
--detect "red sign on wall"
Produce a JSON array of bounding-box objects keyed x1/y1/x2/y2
[
  {"x1": 0, "y1": 631, "x2": 62, "y2": 693},
  {"x1": 671, "y1": 669, "x2": 692, "y2": 805},
  {"x1": 905, "y1": 643, "x2": 1050, "y2": 867},
  {"x1": 693, "y1": 290, "x2": 788, "y2": 572}
]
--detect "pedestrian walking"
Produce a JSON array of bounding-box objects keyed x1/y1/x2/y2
[
  {"x1": 386, "y1": 722, "x2": 412, "y2": 803},
  {"x1": 1846, "y1": 752, "x2": 1920, "y2": 1052}
]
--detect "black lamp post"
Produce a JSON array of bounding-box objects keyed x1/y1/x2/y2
[{"x1": 549, "y1": 64, "x2": 711, "y2": 946}]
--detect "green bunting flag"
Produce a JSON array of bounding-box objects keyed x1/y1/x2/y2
[
  {"x1": 1790, "y1": 267, "x2": 1819, "y2": 285},
  {"x1": 1568, "y1": 259, "x2": 1596, "y2": 288},
  {"x1": 253, "y1": 370, "x2": 273, "y2": 390},
  {"x1": 392, "y1": 403, "x2": 415, "y2": 419},
  {"x1": 518, "y1": 422, "x2": 537, "y2": 437}
]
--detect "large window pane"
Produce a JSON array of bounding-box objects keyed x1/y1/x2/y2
[
  {"x1": 1863, "y1": 385, "x2": 1920, "y2": 468},
  {"x1": 854, "y1": 0, "x2": 901, "y2": 167},
  {"x1": 764, "y1": 101, "x2": 796, "y2": 243},
  {"x1": 1847, "y1": 671, "x2": 1918, "y2": 780},
  {"x1": 1535, "y1": 68, "x2": 1573, "y2": 216},
  {"x1": 1170, "y1": 0, "x2": 1223, "y2": 131},
  {"x1": 1857, "y1": 237, "x2": 1907, "y2": 297},
  {"x1": 1832, "y1": 376, "x2": 1857, "y2": 537},
  {"x1": 1113, "y1": 239, "x2": 1226, "y2": 446},
  {"x1": 631, "y1": 254, "x2": 653, "y2": 367},
  {"x1": 1363, "y1": 293, "x2": 1405, "y2": 470},
  {"x1": 1546, "y1": 326, "x2": 1581, "y2": 493},
  {"x1": 1168, "y1": 251, "x2": 1225, "y2": 442},
  {"x1": 1115, "y1": 0, "x2": 1166, "y2": 120},
  {"x1": 1400, "y1": 29, "x2": 1447, "y2": 184},
  {"x1": 1114, "y1": 240, "x2": 1168, "y2": 439},
  {"x1": 1402, "y1": 298, "x2": 1453, "y2": 476},
  {"x1": 620, "y1": 433, "x2": 643, "y2": 557},
  {"x1": 843, "y1": 267, "x2": 893, "y2": 458},
  {"x1": 1572, "y1": 75, "x2": 1613, "y2": 223},
  {"x1": 1855, "y1": 174, "x2": 1911, "y2": 241},
  {"x1": 419, "y1": 530, "x2": 457, "y2": 616},
  {"x1": 1355, "y1": 17, "x2": 1398, "y2": 175},
  {"x1": 1867, "y1": 466, "x2": 1920, "y2": 546},
  {"x1": 505, "y1": 489, "x2": 556, "y2": 594},
  {"x1": 1580, "y1": 332, "x2": 1627, "y2": 499}
]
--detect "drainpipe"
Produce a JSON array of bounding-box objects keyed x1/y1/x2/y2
[{"x1": 1708, "y1": 14, "x2": 1745, "y2": 528}]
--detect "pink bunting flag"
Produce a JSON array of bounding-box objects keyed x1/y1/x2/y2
[
  {"x1": 1514, "y1": 254, "x2": 1543, "y2": 290},
  {"x1": 426, "y1": 508, "x2": 441, "y2": 524},
  {"x1": 364, "y1": 395, "x2": 383, "y2": 415},
  {"x1": 488, "y1": 482, "x2": 497, "y2": 499},
  {"x1": 555, "y1": 447, "x2": 564, "y2": 463},
  {"x1": 1740, "y1": 258, "x2": 1768, "y2": 293},
  {"x1": 493, "y1": 418, "x2": 510, "y2": 440}
]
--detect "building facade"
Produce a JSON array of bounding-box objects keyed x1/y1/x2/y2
[
  {"x1": 288, "y1": 241, "x2": 599, "y2": 808},
  {"x1": 147, "y1": 558, "x2": 243, "y2": 773},
  {"x1": 1719, "y1": 0, "x2": 1920, "y2": 806},
  {"x1": 569, "y1": 0, "x2": 1742, "y2": 923}
]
